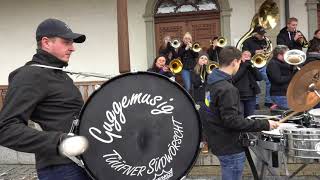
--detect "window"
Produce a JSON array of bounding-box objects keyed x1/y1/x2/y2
[{"x1": 155, "y1": 0, "x2": 219, "y2": 15}]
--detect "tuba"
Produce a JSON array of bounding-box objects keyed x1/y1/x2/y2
[
  {"x1": 284, "y1": 49, "x2": 306, "y2": 66},
  {"x1": 169, "y1": 58, "x2": 183, "y2": 74},
  {"x1": 236, "y1": 0, "x2": 279, "y2": 50}
]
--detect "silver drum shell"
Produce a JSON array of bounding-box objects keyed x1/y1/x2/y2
[{"x1": 281, "y1": 128, "x2": 320, "y2": 159}]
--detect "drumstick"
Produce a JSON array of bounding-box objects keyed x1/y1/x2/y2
[{"x1": 278, "y1": 111, "x2": 300, "y2": 123}]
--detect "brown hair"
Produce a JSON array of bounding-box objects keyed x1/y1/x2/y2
[
  {"x1": 219, "y1": 46, "x2": 242, "y2": 66},
  {"x1": 287, "y1": 17, "x2": 298, "y2": 24}
]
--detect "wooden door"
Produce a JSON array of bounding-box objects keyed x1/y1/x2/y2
[{"x1": 155, "y1": 13, "x2": 220, "y2": 54}]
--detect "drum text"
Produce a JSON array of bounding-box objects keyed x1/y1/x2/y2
[{"x1": 89, "y1": 93, "x2": 174, "y2": 144}]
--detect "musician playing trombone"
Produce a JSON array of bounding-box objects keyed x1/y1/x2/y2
[
  {"x1": 159, "y1": 35, "x2": 178, "y2": 64},
  {"x1": 147, "y1": 55, "x2": 174, "y2": 78},
  {"x1": 276, "y1": 17, "x2": 304, "y2": 50},
  {"x1": 207, "y1": 36, "x2": 222, "y2": 63},
  {"x1": 0, "y1": 19, "x2": 91, "y2": 180},
  {"x1": 242, "y1": 26, "x2": 273, "y2": 109},
  {"x1": 233, "y1": 51, "x2": 262, "y2": 118}
]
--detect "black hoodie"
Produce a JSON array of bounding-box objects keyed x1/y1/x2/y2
[
  {"x1": 277, "y1": 27, "x2": 303, "y2": 50},
  {"x1": 202, "y1": 69, "x2": 269, "y2": 156},
  {"x1": 0, "y1": 49, "x2": 83, "y2": 170},
  {"x1": 266, "y1": 58, "x2": 296, "y2": 96}
]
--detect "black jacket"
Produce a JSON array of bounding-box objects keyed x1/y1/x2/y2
[
  {"x1": 305, "y1": 52, "x2": 320, "y2": 65},
  {"x1": 203, "y1": 69, "x2": 269, "y2": 156},
  {"x1": 307, "y1": 37, "x2": 320, "y2": 52},
  {"x1": 159, "y1": 43, "x2": 178, "y2": 64},
  {"x1": 177, "y1": 44, "x2": 198, "y2": 70},
  {"x1": 242, "y1": 36, "x2": 267, "y2": 56},
  {"x1": 0, "y1": 49, "x2": 84, "y2": 170},
  {"x1": 191, "y1": 68, "x2": 207, "y2": 103},
  {"x1": 277, "y1": 27, "x2": 303, "y2": 50},
  {"x1": 233, "y1": 61, "x2": 262, "y2": 99},
  {"x1": 207, "y1": 46, "x2": 222, "y2": 63},
  {"x1": 266, "y1": 58, "x2": 296, "y2": 96}
]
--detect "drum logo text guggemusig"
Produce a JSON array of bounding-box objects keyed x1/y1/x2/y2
[{"x1": 88, "y1": 92, "x2": 183, "y2": 180}]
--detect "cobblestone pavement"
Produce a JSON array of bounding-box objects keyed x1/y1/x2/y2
[{"x1": 0, "y1": 165, "x2": 37, "y2": 180}]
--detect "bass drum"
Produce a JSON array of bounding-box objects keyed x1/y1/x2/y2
[{"x1": 77, "y1": 72, "x2": 201, "y2": 180}]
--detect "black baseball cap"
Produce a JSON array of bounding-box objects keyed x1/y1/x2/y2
[
  {"x1": 254, "y1": 26, "x2": 266, "y2": 35},
  {"x1": 36, "y1": 18, "x2": 86, "y2": 43}
]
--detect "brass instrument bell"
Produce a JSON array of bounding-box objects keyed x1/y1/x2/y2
[
  {"x1": 284, "y1": 49, "x2": 306, "y2": 66},
  {"x1": 206, "y1": 61, "x2": 219, "y2": 74},
  {"x1": 170, "y1": 39, "x2": 181, "y2": 49},
  {"x1": 191, "y1": 42, "x2": 202, "y2": 52},
  {"x1": 169, "y1": 58, "x2": 183, "y2": 74}
]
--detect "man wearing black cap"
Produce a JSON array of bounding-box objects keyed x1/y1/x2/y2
[
  {"x1": 242, "y1": 26, "x2": 273, "y2": 110},
  {"x1": 242, "y1": 26, "x2": 267, "y2": 57},
  {"x1": 0, "y1": 19, "x2": 91, "y2": 180}
]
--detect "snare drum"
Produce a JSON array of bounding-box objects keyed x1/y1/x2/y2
[
  {"x1": 77, "y1": 72, "x2": 201, "y2": 180},
  {"x1": 309, "y1": 108, "x2": 320, "y2": 123},
  {"x1": 261, "y1": 123, "x2": 299, "y2": 142},
  {"x1": 282, "y1": 110, "x2": 305, "y2": 125},
  {"x1": 281, "y1": 128, "x2": 320, "y2": 159}
]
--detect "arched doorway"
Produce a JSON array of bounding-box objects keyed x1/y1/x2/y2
[
  {"x1": 154, "y1": 0, "x2": 221, "y2": 54},
  {"x1": 144, "y1": 0, "x2": 232, "y2": 67}
]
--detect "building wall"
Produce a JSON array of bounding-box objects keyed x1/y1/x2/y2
[
  {"x1": 290, "y1": 0, "x2": 309, "y2": 39},
  {"x1": 128, "y1": 0, "x2": 149, "y2": 71},
  {"x1": 0, "y1": 0, "x2": 314, "y2": 85},
  {"x1": 229, "y1": 0, "x2": 255, "y2": 45}
]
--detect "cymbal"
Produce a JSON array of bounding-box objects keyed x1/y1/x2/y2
[{"x1": 287, "y1": 61, "x2": 320, "y2": 112}]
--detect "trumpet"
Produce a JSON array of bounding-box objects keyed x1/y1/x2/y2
[
  {"x1": 191, "y1": 42, "x2": 202, "y2": 52},
  {"x1": 251, "y1": 53, "x2": 268, "y2": 68},
  {"x1": 168, "y1": 58, "x2": 183, "y2": 74},
  {"x1": 210, "y1": 37, "x2": 227, "y2": 47},
  {"x1": 206, "y1": 61, "x2": 219, "y2": 74},
  {"x1": 170, "y1": 39, "x2": 181, "y2": 49},
  {"x1": 284, "y1": 49, "x2": 306, "y2": 66},
  {"x1": 251, "y1": 36, "x2": 273, "y2": 68},
  {"x1": 294, "y1": 30, "x2": 309, "y2": 48}
]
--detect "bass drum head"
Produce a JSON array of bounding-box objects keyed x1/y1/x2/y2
[{"x1": 78, "y1": 72, "x2": 201, "y2": 180}]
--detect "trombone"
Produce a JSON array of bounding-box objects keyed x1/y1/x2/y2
[
  {"x1": 251, "y1": 53, "x2": 268, "y2": 68},
  {"x1": 191, "y1": 42, "x2": 202, "y2": 52},
  {"x1": 206, "y1": 61, "x2": 219, "y2": 74},
  {"x1": 210, "y1": 37, "x2": 227, "y2": 47},
  {"x1": 168, "y1": 58, "x2": 183, "y2": 74},
  {"x1": 170, "y1": 39, "x2": 181, "y2": 49}
]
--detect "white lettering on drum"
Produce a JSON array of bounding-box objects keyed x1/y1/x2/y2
[
  {"x1": 89, "y1": 93, "x2": 174, "y2": 144},
  {"x1": 103, "y1": 150, "x2": 147, "y2": 176},
  {"x1": 147, "y1": 117, "x2": 183, "y2": 175},
  {"x1": 101, "y1": 116, "x2": 184, "y2": 178}
]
